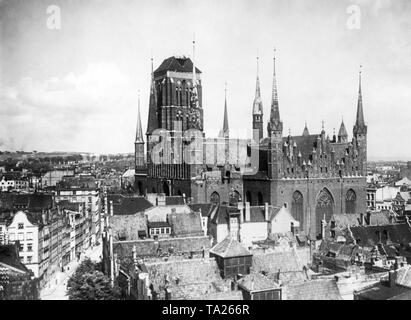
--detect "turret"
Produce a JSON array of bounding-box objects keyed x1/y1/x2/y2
[
  {"x1": 220, "y1": 82, "x2": 229, "y2": 138},
  {"x1": 338, "y1": 118, "x2": 348, "y2": 143},
  {"x1": 252, "y1": 55, "x2": 264, "y2": 143}
]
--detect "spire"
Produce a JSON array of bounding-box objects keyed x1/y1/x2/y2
[
  {"x1": 146, "y1": 57, "x2": 158, "y2": 135},
  {"x1": 355, "y1": 65, "x2": 365, "y2": 129},
  {"x1": 270, "y1": 47, "x2": 280, "y2": 122},
  {"x1": 222, "y1": 82, "x2": 229, "y2": 138},
  {"x1": 135, "y1": 90, "x2": 144, "y2": 143},
  {"x1": 253, "y1": 54, "x2": 263, "y2": 115},
  {"x1": 303, "y1": 121, "x2": 310, "y2": 136},
  {"x1": 338, "y1": 118, "x2": 348, "y2": 142}
]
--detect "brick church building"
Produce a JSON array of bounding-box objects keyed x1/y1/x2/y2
[{"x1": 134, "y1": 45, "x2": 367, "y2": 238}]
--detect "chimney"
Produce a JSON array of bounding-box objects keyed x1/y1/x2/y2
[
  {"x1": 245, "y1": 202, "x2": 250, "y2": 222},
  {"x1": 388, "y1": 270, "x2": 397, "y2": 287},
  {"x1": 366, "y1": 211, "x2": 371, "y2": 226},
  {"x1": 238, "y1": 202, "x2": 244, "y2": 224},
  {"x1": 158, "y1": 193, "x2": 166, "y2": 206},
  {"x1": 264, "y1": 202, "x2": 269, "y2": 221}
]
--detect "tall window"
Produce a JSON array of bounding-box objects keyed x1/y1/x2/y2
[
  {"x1": 291, "y1": 191, "x2": 304, "y2": 230},
  {"x1": 210, "y1": 192, "x2": 220, "y2": 205},
  {"x1": 257, "y1": 192, "x2": 263, "y2": 206},
  {"x1": 346, "y1": 189, "x2": 357, "y2": 214},
  {"x1": 246, "y1": 191, "x2": 252, "y2": 204}
]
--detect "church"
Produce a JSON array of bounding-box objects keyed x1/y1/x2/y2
[{"x1": 134, "y1": 44, "x2": 367, "y2": 238}]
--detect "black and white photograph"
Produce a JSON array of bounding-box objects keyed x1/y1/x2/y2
[{"x1": 1, "y1": 0, "x2": 411, "y2": 305}]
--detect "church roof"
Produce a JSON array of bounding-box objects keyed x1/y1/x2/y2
[{"x1": 154, "y1": 56, "x2": 201, "y2": 77}]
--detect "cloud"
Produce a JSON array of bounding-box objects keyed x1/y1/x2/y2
[{"x1": 0, "y1": 62, "x2": 137, "y2": 152}]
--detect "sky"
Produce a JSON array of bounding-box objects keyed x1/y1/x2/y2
[{"x1": 0, "y1": 0, "x2": 410, "y2": 160}]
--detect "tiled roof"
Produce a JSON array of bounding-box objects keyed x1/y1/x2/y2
[
  {"x1": 238, "y1": 272, "x2": 279, "y2": 292},
  {"x1": 210, "y1": 237, "x2": 252, "y2": 258},
  {"x1": 107, "y1": 194, "x2": 153, "y2": 215},
  {"x1": 169, "y1": 211, "x2": 204, "y2": 237},
  {"x1": 286, "y1": 279, "x2": 342, "y2": 300},
  {"x1": 145, "y1": 258, "x2": 226, "y2": 299},
  {"x1": 165, "y1": 196, "x2": 185, "y2": 206},
  {"x1": 148, "y1": 221, "x2": 171, "y2": 228},
  {"x1": 349, "y1": 223, "x2": 411, "y2": 247},
  {"x1": 110, "y1": 212, "x2": 148, "y2": 241},
  {"x1": 188, "y1": 203, "x2": 216, "y2": 217},
  {"x1": 210, "y1": 205, "x2": 240, "y2": 225},
  {"x1": 113, "y1": 236, "x2": 211, "y2": 259},
  {"x1": 355, "y1": 281, "x2": 411, "y2": 300},
  {"x1": 253, "y1": 249, "x2": 304, "y2": 274}
]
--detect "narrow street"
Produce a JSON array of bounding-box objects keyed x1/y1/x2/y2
[{"x1": 40, "y1": 243, "x2": 103, "y2": 300}]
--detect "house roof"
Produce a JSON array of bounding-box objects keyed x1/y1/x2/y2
[
  {"x1": 286, "y1": 279, "x2": 342, "y2": 300},
  {"x1": 107, "y1": 194, "x2": 153, "y2": 215},
  {"x1": 355, "y1": 281, "x2": 411, "y2": 300},
  {"x1": 210, "y1": 237, "x2": 252, "y2": 258},
  {"x1": 122, "y1": 169, "x2": 135, "y2": 178},
  {"x1": 0, "y1": 244, "x2": 31, "y2": 274},
  {"x1": 165, "y1": 196, "x2": 185, "y2": 206},
  {"x1": 110, "y1": 212, "x2": 148, "y2": 241},
  {"x1": 252, "y1": 249, "x2": 305, "y2": 274},
  {"x1": 396, "y1": 266, "x2": 411, "y2": 288},
  {"x1": 169, "y1": 211, "x2": 204, "y2": 237},
  {"x1": 188, "y1": 203, "x2": 216, "y2": 217},
  {"x1": 238, "y1": 272, "x2": 280, "y2": 292},
  {"x1": 348, "y1": 223, "x2": 411, "y2": 247},
  {"x1": 148, "y1": 221, "x2": 171, "y2": 228}
]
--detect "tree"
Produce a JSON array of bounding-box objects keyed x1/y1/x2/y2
[{"x1": 67, "y1": 258, "x2": 119, "y2": 300}]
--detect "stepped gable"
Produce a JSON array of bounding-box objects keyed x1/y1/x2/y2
[{"x1": 210, "y1": 237, "x2": 251, "y2": 258}]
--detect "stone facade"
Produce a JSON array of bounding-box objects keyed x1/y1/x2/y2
[{"x1": 135, "y1": 54, "x2": 368, "y2": 239}]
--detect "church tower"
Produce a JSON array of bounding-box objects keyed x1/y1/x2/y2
[
  {"x1": 353, "y1": 66, "x2": 367, "y2": 176},
  {"x1": 252, "y1": 55, "x2": 264, "y2": 143},
  {"x1": 267, "y1": 48, "x2": 284, "y2": 180}
]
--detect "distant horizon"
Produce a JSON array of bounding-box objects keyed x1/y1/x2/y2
[{"x1": 0, "y1": 149, "x2": 410, "y2": 163}]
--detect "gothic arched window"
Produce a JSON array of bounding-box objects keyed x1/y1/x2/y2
[
  {"x1": 315, "y1": 188, "x2": 334, "y2": 235},
  {"x1": 292, "y1": 191, "x2": 304, "y2": 230},
  {"x1": 346, "y1": 189, "x2": 357, "y2": 214},
  {"x1": 210, "y1": 192, "x2": 220, "y2": 205}
]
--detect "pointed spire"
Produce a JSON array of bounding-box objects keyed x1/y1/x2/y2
[
  {"x1": 270, "y1": 47, "x2": 280, "y2": 122},
  {"x1": 303, "y1": 121, "x2": 310, "y2": 136},
  {"x1": 135, "y1": 90, "x2": 144, "y2": 143},
  {"x1": 222, "y1": 82, "x2": 229, "y2": 138},
  {"x1": 146, "y1": 57, "x2": 158, "y2": 135},
  {"x1": 338, "y1": 117, "x2": 348, "y2": 142},
  {"x1": 253, "y1": 54, "x2": 263, "y2": 115},
  {"x1": 354, "y1": 65, "x2": 366, "y2": 131}
]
